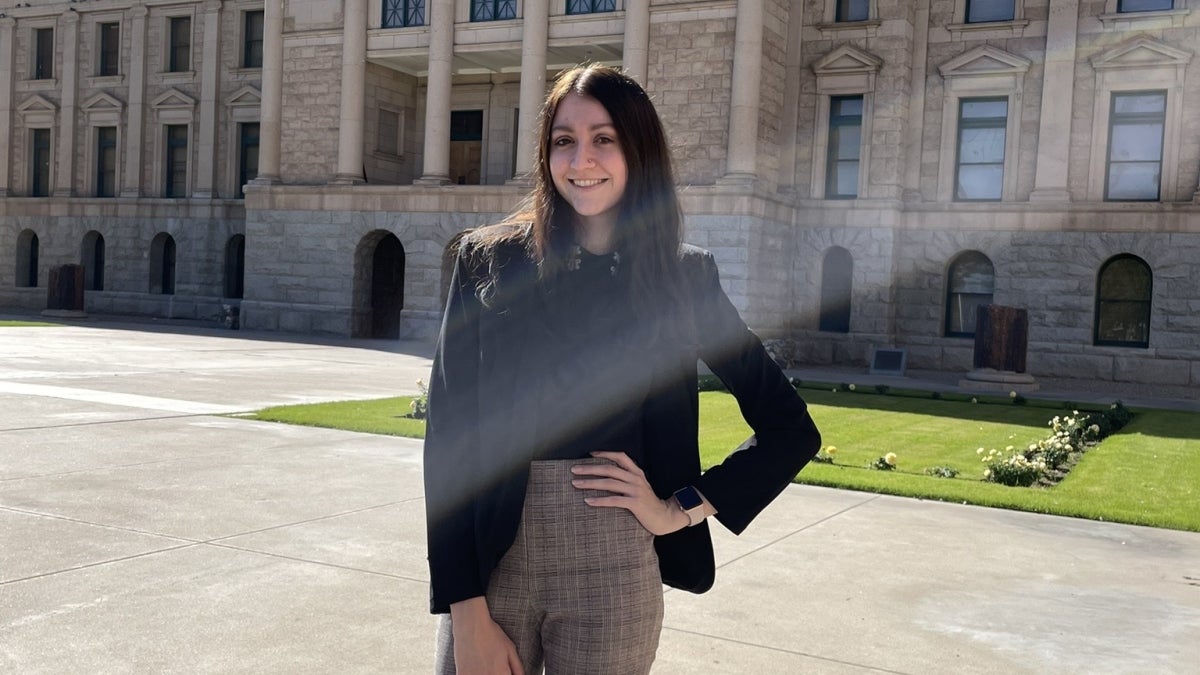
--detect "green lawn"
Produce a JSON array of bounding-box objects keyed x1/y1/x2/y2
[
  {"x1": 0, "y1": 320, "x2": 57, "y2": 327},
  {"x1": 239, "y1": 390, "x2": 1200, "y2": 532}
]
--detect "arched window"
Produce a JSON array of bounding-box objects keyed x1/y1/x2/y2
[
  {"x1": 149, "y1": 233, "x2": 176, "y2": 295},
  {"x1": 945, "y1": 251, "x2": 994, "y2": 337},
  {"x1": 819, "y1": 246, "x2": 853, "y2": 333},
  {"x1": 15, "y1": 229, "x2": 39, "y2": 288},
  {"x1": 81, "y1": 231, "x2": 106, "y2": 291},
  {"x1": 1095, "y1": 254, "x2": 1152, "y2": 348},
  {"x1": 224, "y1": 235, "x2": 245, "y2": 299}
]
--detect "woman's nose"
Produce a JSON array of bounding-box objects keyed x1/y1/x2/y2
[{"x1": 570, "y1": 143, "x2": 594, "y2": 168}]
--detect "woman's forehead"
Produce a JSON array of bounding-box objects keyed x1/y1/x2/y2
[{"x1": 552, "y1": 94, "x2": 615, "y2": 129}]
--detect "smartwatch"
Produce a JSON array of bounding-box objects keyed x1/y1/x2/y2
[{"x1": 672, "y1": 486, "x2": 705, "y2": 527}]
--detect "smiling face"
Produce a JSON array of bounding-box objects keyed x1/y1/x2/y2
[{"x1": 548, "y1": 94, "x2": 629, "y2": 246}]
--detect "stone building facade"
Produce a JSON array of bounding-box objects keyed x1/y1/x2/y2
[{"x1": 2, "y1": 0, "x2": 1198, "y2": 386}]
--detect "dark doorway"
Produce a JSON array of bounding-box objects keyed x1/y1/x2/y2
[
  {"x1": 81, "y1": 231, "x2": 105, "y2": 291},
  {"x1": 370, "y1": 233, "x2": 405, "y2": 338},
  {"x1": 225, "y1": 235, "x2": 245, "y2": 299}
]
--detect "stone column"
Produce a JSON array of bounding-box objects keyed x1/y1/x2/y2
[
  {"x1": 332, "y1": 0, "x2": 367, "y2": 184},
  {"x1": 721, "y1": 0, "x2": 762, "y2": 183},
  {"x1": 252, "y1": 0, "x2": 284, "y2": 184},
  {"x1": 194, "y1": 0, "x2": 223, "y2": 198},
  {"x1": 901, "y1": 0, "x2": 931, "y2": 202},
  {"x1": 511, "y1": 0, "x2": 548, "y2": 180},
  {"x1": 53, "y1": 9, "x2": 80, "y2": 196},
  {"x1": 121, "y1": 6, "x2": 148, "y2": 197},
  {"x1": 776, "y1": 0, "x2": 803, "y2": 191},
  {"x1": 1029, "y1": 0, "x2": 1079, "y2": 202},
  {"x1": 622, "y1": 0, "x2": 650, "y2": 85},
  {"x1": 416, "y1": 0, "x2": 453, "y2": 185},
  {"x1": 0, "y1": 18, "x2": 16, "y2": 197}
]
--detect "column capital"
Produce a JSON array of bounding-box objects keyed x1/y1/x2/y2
[
  {"x1": 0, "y1": 17, "x2": 16, "y2": 29},
  {"x1": 202, "y1": 0, "x2": 224, "y2": 14},
  {"x1": 128, "y1": 5, "x2": 149, "y2": 19},
  {"x1": 61, "y1": 8, "x2": 80, "y2": 24}
]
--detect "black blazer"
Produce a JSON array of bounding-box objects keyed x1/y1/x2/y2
[{"x1": 424, "y1": 234, "x2": 821, "y2": 614}]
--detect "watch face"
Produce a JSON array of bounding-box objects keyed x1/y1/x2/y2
[{"x1": 675, "y1": 486, "x2": 703, "y2": 511}]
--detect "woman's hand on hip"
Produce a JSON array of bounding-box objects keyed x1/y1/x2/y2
[
  {"x1": 449, "y1": 597, "x2": 524, "y2": 675},
  {"x1": 571, "y1": 451, "x2": 690, "y2": 536}
]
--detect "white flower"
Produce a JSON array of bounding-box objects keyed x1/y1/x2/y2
[
  {"x1": 848, "y1": 384, "x2": 856, "y2": 391},
  {"x1": 884, "y1": 452, "x2": 897, "y2": 466},
  {"x1": 1089, "y1": 424, "x2": 1101, "y2": 435},
  {"x1": 825, "y1": 446, "x2": 838, "y2": 456},
  {"x1": 983, "y1": 469, "x2": 992, "y2": 479},
  {"x1": 977, "y1": 447, "x2": 985, "y2": 455},
  {"x1": 971, "y1": 397, "x2": 978, "y2": 404},
  {"x1": 1009, "y1": 391, "x2": 1018, "y2": 398}
]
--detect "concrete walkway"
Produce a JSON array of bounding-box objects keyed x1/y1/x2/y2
[{"x1": 2, "y1": 321, "x2": 1198, "y2": 674}]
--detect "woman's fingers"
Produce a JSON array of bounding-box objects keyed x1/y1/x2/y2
[
  {"x1": 589, "y1": 450, "x2": 645, "y2": 477},
  {"x1": 572, "y1": 477, "x2": 637, "y2": 495}
]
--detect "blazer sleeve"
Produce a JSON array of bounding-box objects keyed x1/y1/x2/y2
[
  {"x1": 690, "y1": 251, "x2": 822, "y2": 535},
  {"x1": 424, "y1": 249, "x2": 485, "y2": 614}
]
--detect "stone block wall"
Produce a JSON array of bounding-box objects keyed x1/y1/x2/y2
[
  {"x1": 0, "y1": 201, "x2": 243, "y2": 321},
  {"x1": 364, "y1": 63, "x2": 418, "y2": 185},
  {"x1": 646, "y1": 8, "x2": 735, "y2": 185},
  {"x1": 280, "y1": 33, "x2": 341, "y2": 184}
]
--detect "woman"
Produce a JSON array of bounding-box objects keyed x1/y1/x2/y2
[{"x1": 425, "y1": 64, "x2": 821, "y2": 675}]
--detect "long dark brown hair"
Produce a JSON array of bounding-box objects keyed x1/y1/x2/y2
[{"x1": 470, "y1": 64, "x2": 690, "y2": 338}]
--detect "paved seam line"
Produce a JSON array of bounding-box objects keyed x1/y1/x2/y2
[
  {"x1": 0, "y1": 412, "x2": 214, "y2": 435},
  {"x1": 661, "y1": 625, "x2": 914, "y2": 675},
  {"x1": 201, "y1": 541, "x2": 426, "y2": 584},
  {"x1": 202, "y1": 497, "x2": 425, "y2": 544},
  {"x1": 715, "y1": 493, "x2": 882, "y2": 571},
  {"x1": 0, "y1": 505, "x2": 203, "y2": 542},
  {"x1": 0, "y1": 448, "x2": 249, "y2": 483},
  {"x1": 0, "y1": 543, "x2": 200, "y2": 587}
]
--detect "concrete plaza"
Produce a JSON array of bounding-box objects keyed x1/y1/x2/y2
[{"x1": 1, "y1": 321, "x2": 1198, "y2": 673}]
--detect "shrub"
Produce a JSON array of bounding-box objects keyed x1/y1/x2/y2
[
  {"x1": 409, "y1": 379, "x2": 429, "y2": 419},
  {"x1": 924, "y1": 465, "x2": 959, "y2": 479},
  {"x1": 874, "y1": 384, "x2": 890, "y2": 395},
  {"x1": 980, "y1": 447, "x2": 1045, "y2": 487},
  {"x1": 869, "y1": 453, "x2": 897, "y2": 471},
  {"x1": 698, "y1": 374, "x2": 727, "y2": 392}
]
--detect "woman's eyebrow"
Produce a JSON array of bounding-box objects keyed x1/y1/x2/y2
[{"x1": 551, "y1": 123, "x2": 617, "y2": 134}]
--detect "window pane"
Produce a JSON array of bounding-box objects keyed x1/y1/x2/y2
[
  {"x1": 244, "y1": 11, "x2": 264, "y2": 68},
  {"x1": 1106, "y1": 163, "x2": 1160, "y2": 200},
  {"x1": 833, "y1": 162, "x2": 859, "y2": 196},
  {"x1": 32, "y1": 129, "x2": 51, "y2": 196},
  {"x1": 959, "y1": 127, "x2": 1006, "y2": 164},
  {"x1": 1109, "y1": 123, "x2": 1164, "y2": 162},
  {"x1": 1113, "y1": 92, "x2": 1166, "y2": 114},
  {"x1": 1118, "y1": 0, "x2": 1173, "y2": 12},
  {"x1": 966, "y1": 0, "x2": 1015, "y2": 22},
  {"x1": 948, "y1": 293, "x2": 992, "y2": 334},
  {"x1": 34, "y1": 28, "x2": 53, "y2": 79},
  {"x1": 836, "y1": 0, "x2": 869, "y2": 21},
  {"x1": 1097, "y1": 302, "x2": 1149, "y2": 343},
  {"x1": 833, "y1": 125, "x2": 861, "y2": 161},
  {"x1": 833, "y1": 97, "x2": 863, "y2": 117},
  {"x1": 1099, "y1": 258, "x2": 1152, "y2": 300},
  {"x1": 956, "y1": 166, "x2": 1003, "y2": 200},
  {"x1": 170, "y1": 17, "x2": 190, "y2": 72},
  {"x1": 100, "y1": 23, "x2": 120, "y2": 76},
  {"x1": 961, "y1": 99, "x2": 1007, "y2": 119}
]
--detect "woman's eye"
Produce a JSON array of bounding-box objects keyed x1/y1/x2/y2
[
  {"x1": 552, "y1": 137, "x2": 572, "y2": 147},
  {"x1": 596, "y1": 136, "x2": 615, "y2": 145}
]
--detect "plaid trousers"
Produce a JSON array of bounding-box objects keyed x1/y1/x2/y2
[{"x1": 435, "y1": 459, "x2": 664, "y2": 675}]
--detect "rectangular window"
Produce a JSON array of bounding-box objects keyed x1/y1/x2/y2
[
  {"x1": 1118, "y1": 0, "x2": 1173, "y2": 11},
  {"x1": 165, "y1": 125, "x2": 188, "y2": 198},
  {"x1": 98, "y1": 22, "x2": 120, "y2": 76},
  {"x1": 169, "y1": 17, "x2": 191, "y2": 72},
  {"x1": 954, "y1": 97, "x2": 1007, "y2": 201},
  {"x1": 31, "y1": 129, "x2": 51, "y2": 197},
  {"x1": 377, "y1": 109, "x2": 401, "y2": 156},
  {"x1": 835, "y1": 0, "x2": 869, "y2": 21},
  {"x1": 1105, "y1": 91, "x2": 1165, "y2": 201},
  {"x1": 243, "y1": 10, "x2": 264, "y2": 68},
  {"x1": 567, "y1": 0, "x2": 617, "y2": 14},
  {"x1": 826, "y1": 96, "x2": 863, "y2": 199},
  {"x1": 96, "y1": 127, "x2": 117, "y2": 197},
  {"x1": 382, "y1": 0, "x2": 426, "y2": 27},
  {"x1": 471, "y1": 0, "x2": 517, "y2": 21},
  {"x1": 33, "y1": 28, "x2": 54, "y2": 80},
  {"x1": 965, "y1": 0, "x2": 1015, "y2": 22},
  {"x1": 238, "y1": 122, "x2": 259, "y2": 198}
]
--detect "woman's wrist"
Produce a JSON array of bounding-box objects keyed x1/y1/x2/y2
[{"x1": 449, "y1": 596, "x2": 491, "y2": 626}]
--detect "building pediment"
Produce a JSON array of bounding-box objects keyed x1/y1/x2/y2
[
  {"x1": 16, "y1": 94, "x2": 57, "y2": 114},
  {"x1": 82, "y1": 91, "x2": 124, "y2": 113},
  {"x1": 225, "y1": 85, "x2": 262, "y2": 107},
  {"x1": 1090, "y1": 36, "x2": 1192, "y2": 71},
  {"x1": 813, "y1": 45, "x2": 883, "y2": 76},
  {"x1": 939, "y1": 46, "x2": 1031, "y2": 79},
  {"x1": 151, "y1": 88, "x2": 197, "y2": 109}
]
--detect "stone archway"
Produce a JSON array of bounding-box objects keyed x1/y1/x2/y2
[{"x1": 352, "y1": 231, "x2": 405, "y2": 339}]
